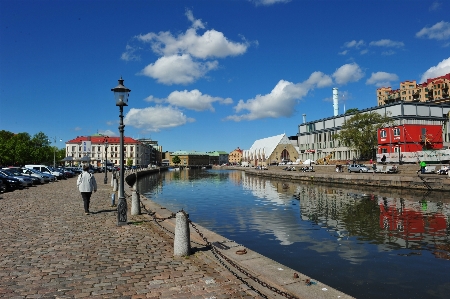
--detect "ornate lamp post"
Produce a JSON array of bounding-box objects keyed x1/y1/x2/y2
[
  {"x1": 104, "y1": 138, "x2": 109, "y2": 184},
  {"x1": 111, "y1": 77, "x2": 131, "y2": 226}
]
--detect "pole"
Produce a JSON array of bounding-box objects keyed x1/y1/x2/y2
[
  {"x1": 104, "y1": 142, "x2": 108, "y2": 184},
  {"x1": 117, "y1": 106, "x2": 127, "y2": 226}
]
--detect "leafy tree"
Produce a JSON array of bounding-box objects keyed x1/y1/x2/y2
[
  {"x1": 127, "y1": 158, "x2": 133, "y2": 167},
  {"x1": 30, "y1": 132, "x2": 51, "y2": 164},
  {"x1": 0, "y1": 130, "x2": 15, "y2": 165},
  {"x1": 12, "y1": 133, "x2": 32, "y2": 165},
  {"x1": 345, "y1": 108, "x2": 359, "y2": 114},
  {"x1": 172, "y1": 155, "x2": 181, "y2": 166},
  {"x1": 334, "y1": 112, "x2": 392, "y2": 159}
]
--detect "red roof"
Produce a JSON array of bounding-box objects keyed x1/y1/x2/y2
[{"x1": 66, "y1": 136, "x2": 139, "y2": 144}]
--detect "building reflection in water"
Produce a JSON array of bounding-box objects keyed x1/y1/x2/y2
[{"x1": 139, "y1": 169, "x2": 450, "y2": 264}]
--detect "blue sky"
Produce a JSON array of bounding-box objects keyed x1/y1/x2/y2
[{"x1": 1, "y1": 0, "x2": 449, "y2": 153}]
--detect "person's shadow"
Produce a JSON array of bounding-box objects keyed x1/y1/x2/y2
[{"x1": 91, "y1": 209, "x2": 116, "y2": 214}]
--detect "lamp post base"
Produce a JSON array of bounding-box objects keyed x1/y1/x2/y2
[{"x1": 117, "y1": 197, "x2": 127, "y2": 226}]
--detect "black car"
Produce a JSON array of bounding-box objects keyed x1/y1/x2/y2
[
  {"x1": 0, "y1": 179, "x2": 5, "y2": 193},
  {"x1": 0, "y1": 173, "x2": 22, "y2": 191}
]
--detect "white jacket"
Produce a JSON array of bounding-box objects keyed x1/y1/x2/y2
[{"x1": 77, "y1": 171, "x2": 97, "y2": 192}]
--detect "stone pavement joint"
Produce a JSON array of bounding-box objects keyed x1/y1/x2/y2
[{"x1": 0, "y1": 174, "x2": 269, "y2": 299}]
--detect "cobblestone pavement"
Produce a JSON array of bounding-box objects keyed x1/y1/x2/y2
[{"x1": 0, "y1": 174, "x2": 264, "y2": 299}]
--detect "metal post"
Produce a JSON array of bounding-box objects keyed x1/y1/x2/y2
[
  {"x1": 104, "y1": 140, "x2": 108, "y2": 184},
  {"x1": 117, "y1": 106, "x2": 127, "y2": 226}
]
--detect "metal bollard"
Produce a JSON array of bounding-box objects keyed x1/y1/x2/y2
[
  {"x1": 113, "y1": 178, "x2": 118, "y2": 192},
  {"x1": 111, "y1": 193, "x2": 116, "y2": 207},
  {"x1": 131, "y1": 190, "x2": 141, "y2": 215},
  {"x1": 111, "y1": 173, "x2": 114, "y2": 187},
  {"x1": 174, "y1": 210, "x2": 191, "y2": 257}
]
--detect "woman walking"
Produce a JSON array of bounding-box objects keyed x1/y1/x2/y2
[{"x1": 77, "y1": 165, "x2": 97, "y2": 215}]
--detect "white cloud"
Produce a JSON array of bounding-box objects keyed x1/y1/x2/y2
[
  {"x1": 121, "y1": 45, "x2": 140, "y2": 62},
  {"x1": 124, "y1": 106, "x2": 195, "y2": 132},
  {"x1": 166, "y1": 89, "x2": 232, "y2": 112},
  {"x1": 332, "y1": 63, "x2": 364, "y2": 85},
  {"x1": 381, "y1": 50, "x2": 396, "y2": 56},
  {"x1": 369, "y1": 39, "x2": 404, "y2": 48},
  {"x1": 97, "y1": 130, "x2": 117, "y2": 137},
  {"x1": 344, "y1": 40, "x2": 365, "y2": 49},
  {"x1": 420, "y1": 57, "x2": 450, "y2": 82},
  {"x1": 339, "y1": 50, "x2": 348, "y2": 55},
  {"x1": 123, "y1": 9, "x2": 250, "y2": 85},
  {"x1": 139, "y1": 54, "x2": 218, "y2": 85},
  {"x1": 251, "y1": 0, "x2": 291, "y2": 6},
  {"x1": 416, "y1": 21, "x2": 450, "y2": 40},
  {"x1": 226, "y1": 72, "x2": 332, "y2": 121},
  {"x1": 429, "y1": 1, "x2": 441, "y2": 11},
  {"x1": 366, "y1": 72, "x2": 399, "y2": 87}
]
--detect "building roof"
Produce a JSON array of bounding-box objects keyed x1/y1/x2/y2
[
  {"x1": 171, "y1": 150, "x2": 208, "y2": 156},
  {"x1": 245, "y1": 133, "x2": 290, "y2": 159},
  {"x1": 66, "y1": 135, "x2": 139, "y2": 144}
]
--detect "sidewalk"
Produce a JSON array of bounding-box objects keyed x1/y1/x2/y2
[{"x1": 0, "y1": 174, "x2": 264, "y2": 299}]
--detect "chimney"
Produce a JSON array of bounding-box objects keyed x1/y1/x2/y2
[{"x1": 302, "y1": 114, "x2": 306, "y2": 124}]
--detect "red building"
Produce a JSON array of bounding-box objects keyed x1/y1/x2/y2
[{"x1": 378, "y1": 124, "x2": 443, "y2": 155}]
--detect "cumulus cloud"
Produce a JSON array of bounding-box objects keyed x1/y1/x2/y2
[
  {"x1": 97, "y1": 129, "x2": 117, "y2": 137},
  {"x1": 429, "y1": 1, "x2": 441, "y2": 11},
  {"x1": 366, "y1": 72, "x2": 399, "y2": 87},
  {"x1": 420, "y1": 57, "x2": 450, "y2": 82},
  {"x1": 343, "y1": 40, "x2": 365, "y2": 49},
  {"x1": 332, "y1": 63, "x2": 364, "y2": 85},
  {"x1": 226, "y1": 72, "x2": 332, "y2": 121},
  {"x1": 124, "y1": 106, "x2": 195, "y2": 132},
  {"x1": 166, "y1": 89, "x2": 232, "y2": 112},
  {"x1": 139, "y1": 54, "x2": 218, "y2": 85},
  {"x1": 416, "y1": 21, "x2": 450, "y2": 40},
  {"x1": 123, "y1": 10, "x2": 250, "y2": 85},
  {"x1": 369, "y1": 39, "x2": 404, "y2": 48},
  {"x1": 251, "y1": 0, "x2": 291, "y2": 6}
]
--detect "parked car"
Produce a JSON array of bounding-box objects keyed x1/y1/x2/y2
[
  {"x1": 20, "y1": 168, "x2": 51, "y2": 183},
  {"x1": 0, "y1": 170, "x2": 33, "y2": 187},
  {"x1": 5, "y1": 168, "x2": 43, "y2": 185},
  {"x1": 348, "y1": 164, "x2": 370, "y2": 173},
  {"x1": 0, "y1": 173, "x2": 22, "y2": 191},
  {"x1": 0, "y1": 179, "x2": 5, "y2": 193},
  {"x1": 27, "y1": 168, "x2": 55, "y2": 182}
]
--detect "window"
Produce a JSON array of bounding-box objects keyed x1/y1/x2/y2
[
  {"x1": 380, "y1": 130, "x2": 387, "y2": 138},
  {"x1": 393, "y1": 128, "x2": 400, "y2": 136}
]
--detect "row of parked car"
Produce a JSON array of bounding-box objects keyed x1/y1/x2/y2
[{"x1": 0, "y1": 165, "x2": 83, "y2": 193}]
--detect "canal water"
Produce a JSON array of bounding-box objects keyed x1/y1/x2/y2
[{"x1": 137, "y1": 169, "x2": 450, "y2": 299}]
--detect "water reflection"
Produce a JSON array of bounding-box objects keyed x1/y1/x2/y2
[{"x1": 139, "y1": 169, "x2": 450, "y2": 299}]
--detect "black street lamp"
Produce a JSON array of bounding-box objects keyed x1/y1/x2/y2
[
  {"x1": 104, "y1": 138, "x2": 109, "y2": 184},
  {"x1": 111, "y1": 77, "x2": 131, "y2": 226}
]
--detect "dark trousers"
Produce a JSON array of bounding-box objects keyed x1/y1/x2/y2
[{"x1": 81, "y1": 192, "x2": 92, "y2": 212}]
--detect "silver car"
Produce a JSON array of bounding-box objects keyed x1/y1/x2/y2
[
  {"x1": 21, "y1": 168, "x2": 52, "y2": 183},
  {"x1": 0, "y1": 170, "x2": 33, "y2": 187},
  {"x1": 347, "y1": 164, "x2": 370, "y2": 173}
]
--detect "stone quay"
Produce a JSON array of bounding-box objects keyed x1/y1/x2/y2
[{"x1": 0, "y1": 172, "x2": 353, "y2": 299}]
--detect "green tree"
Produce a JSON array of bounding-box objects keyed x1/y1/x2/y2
[
  {"x1": 127, "y1": 158, "x2": 133, "y2": 167},
  {"x1": 345, "y1": 108, "x2": 359, "y2": 114},
  {"x1": 12, "y1": 132, "x2": 32, "y2": 165},
  {"x1": 0, "y1": 130, "x2": 15, "y2": 165},
  {"x1": 30, "y1": 132, "x2": 51, "y2": 164},
  {"x1": 334, "y1": 112, "x2": 392, "y2": 159},
  {"x1": 172, "y1": 155, "x2": 181, "y2": 166}
]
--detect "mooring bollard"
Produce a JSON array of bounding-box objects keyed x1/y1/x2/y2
[
  {"x1": 131, "y1": 190, "x2": 141, "y2": 215},
  {"x1": 174, "y1": 210, "x2": 190, "y2": 257},
  {"x1": 113, "y1": 178, "x2": 118, "y2": 192},
  {"x1": 111, "y1": 193, "x2": 116, "y2": 207}
]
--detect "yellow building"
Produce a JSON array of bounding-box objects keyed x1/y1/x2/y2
[
  {"x1": 169, "y1": 151, "x2": 210, "y2": 167},
  {"x1": 229, "y1": 147, "x2": 243, "y2": 165},
  {"x1": 377, "y1": 73, "x2": 450, "y2": 106}
]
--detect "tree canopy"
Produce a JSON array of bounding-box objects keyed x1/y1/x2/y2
[
  {"x1": 172, "y1": 155, "x2": 181, "y2": 165},
  {"x1": 0, "y1": 130, "x2": 64, "y2": 166},
  {"x1": 333, "y1": 112, "x2": 392, "y2": 159}
]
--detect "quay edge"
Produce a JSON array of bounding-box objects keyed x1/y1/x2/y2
[{"x1": 126, "y1": 168, "x2": 355, "y2": 299}]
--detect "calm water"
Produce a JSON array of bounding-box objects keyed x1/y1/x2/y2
[{"x1": 138, "y1": 169, "x2": 450, "y2": 299}]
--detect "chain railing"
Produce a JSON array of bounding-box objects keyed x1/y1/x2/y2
[{"x1": 141, "y1": 203, "x2": 301, "y2": 299}]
